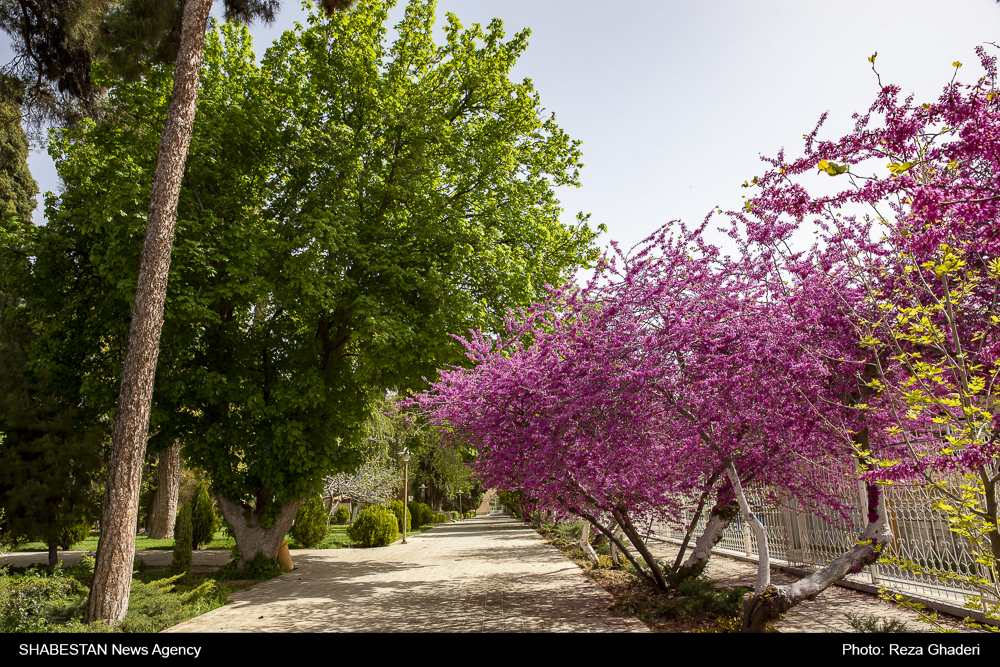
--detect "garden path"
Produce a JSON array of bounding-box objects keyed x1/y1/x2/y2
[{"x1": 163, "y1": 514, "x2": 648, "y2": 633}]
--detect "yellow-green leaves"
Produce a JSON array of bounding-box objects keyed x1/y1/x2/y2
[
  {"x1": 817, "y1": 159, "x2": 848, "y2": 176},
  {"x1": 888, "y1": 161, "x2": 916, "y2": 175}
]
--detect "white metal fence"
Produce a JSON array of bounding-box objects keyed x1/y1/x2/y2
[{"x1": 648, "y1": 480, "x2": 997, "y2": 611}]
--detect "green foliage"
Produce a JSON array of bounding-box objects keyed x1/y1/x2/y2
[
  {"x1": 214, "y1": 552, "x2": 282, "y2": 582},
  {"x1": 387, "y1": 499, "x2": 407, "y2": 532},
  {"x1": 290, "y1": 495, "x2": 330, "y2": 548},
  {"x1": 188, "y1": 482, "x2": 219, "y2": 550},
  {"x1": 0, "y1": 564, "x2": 87, "y2": 632},
  {"x1": 608, "y1": 575, "x2": 749, "y2": 626},
  {"x1": 406, "y1": 501, "x2": 422, "y2": 530},
  {"x1": 347, "y1": 505, "x2": 398, "y2": 547},
  {"x1": 418, "y1": 503, "x2": 433, "y2": 527},
  {"x1": 36, "y1": 0, "x2": 601, "y2": 559},
  {"x1": 57, "y1": 515, "x2": 91, "y2": 551},
  {"x1": 844, "y1": 611, "x2": 911, "y2": 633},
  {"x1": 0, "y1": 77, "x2": 37, "y2": 224},
  {"x1": 333, "y1": 506, "x2": 351, "y2": 525},
  {"x1": 171, "y1": 503, "x2": 193, "y2": 576}
]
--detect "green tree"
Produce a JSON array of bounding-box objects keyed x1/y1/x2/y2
[
  {"x1": 43, "y1": 1, "x2": 600, "y2": 571},
  {"x1": 0, "y1": 77, "x2": 37, "y2": 221},
  {"x1": 0, "y1": 76, "x2": 103, "y2": 572}
]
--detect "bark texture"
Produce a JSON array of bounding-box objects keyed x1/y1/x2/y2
[
  {"x1": 85, "y1": 0, "x2": 213, "y2": 624},
  {"x1": 148, "y1": 440, "x2": 181, "y2": 539},
  {"x1": 214, "y1": 493, "x2": 305, "y2": 568}
]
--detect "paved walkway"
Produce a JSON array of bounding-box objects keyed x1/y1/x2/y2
[{"x1": 164, "y1": 514, "x2": 647, "y2": 633}]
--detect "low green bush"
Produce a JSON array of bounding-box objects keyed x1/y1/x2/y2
[
  {"x1": 333, "y1": 506, "x2": 351, "y2": 525},
  {"x1": 58, "y1": 516, "x2": 92, "y2": 551},
  {"x1": 406, "y1": 501, "x2": 421, "y2": 530},
  {"x1": 290, "y1": 495, "x2": 329, "y2": 548},
  {"x1": 348, "y1": 505, "x2": 398, "y2": 547}
]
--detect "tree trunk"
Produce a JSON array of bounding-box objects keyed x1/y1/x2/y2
[
  {"x1": 669, "y1": 499, "x2": 738, "y2": 585},
  {"x1": 147, "y1": 440, "x2": 181, "y2": 539},
  {"x1": 85, "y1": 0, "x2": 213, "y2": 624},
  {"x1": 610, "y1": 523, "x2": 622, "y2": 566},
  {"x1": 579, "y1": 520, "x2": 598, "y2": 563},
  {"x1": 725, "y1": 460, "x2": 771, "y2": 593},
  {"x1": 738, "y1": 428, "x2": 894, "y2": 632},
  {"x1": 48, "y1": 539, "x2": 58, "y2": 572},
  {"x1": 214, "y1": 492, "x2": 305, "y2": 569},
  {"x1": 741, "y1": 480, "x2": 892, "y2": 632}
]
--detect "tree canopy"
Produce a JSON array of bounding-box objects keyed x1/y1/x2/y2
[{"x1": 39, "y1": 1, "x2": 601, "y2": 565}]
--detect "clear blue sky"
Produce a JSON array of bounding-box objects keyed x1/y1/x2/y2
[{"x1": 8, "y1": 0, "x2": 1000, "y2": 257}]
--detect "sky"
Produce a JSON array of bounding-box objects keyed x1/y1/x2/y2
[{"x1": 7, "y1": 0, "x2": 1000, "y2": 258}]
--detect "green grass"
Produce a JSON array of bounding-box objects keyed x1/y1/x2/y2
[
  {"x1": 14, "y1": 520, "x2": 438, "y2": 555},
  {"x1": 13, "y1": 530, "x2": 236, "y2": 554}
]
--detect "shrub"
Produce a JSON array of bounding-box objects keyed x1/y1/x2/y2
[
  {"x1": 0, "y1": 565, "x2": 88, "y2": 632},
  {"x1": 844, "y1": 612, "x2": 910, "y2": 633},
  {"x1": 418, "y1": 503, "x2": 433, "y2": 526},
  {"x1": 290, "y1": 495, "x2": 329, "y2": 548},
  {"x1": 189, "y1": 481, "x2": 219, "y2": 549},
  {"x1": 348, "y1": 505, "x2": 398, "y2": 547},
  {"x1": 387, "y1": 500, "x2": 408, "y2": 532},
  {"x1": 57, "y1": 515, "x2": 92, "y2": 551},
  {"x1": 406, "y1": 501, "x2": 421, "y2": 531},
  {"x1": 333, "y1": 506, "x2": 350, "y2": 525},
  {"x1": 171, "y1": 504, "x2": 193, "y2": 575}
]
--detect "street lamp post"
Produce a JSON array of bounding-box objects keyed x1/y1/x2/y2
[{"x1": 401, "y1": 450, "x2": 410, "y2": 544}]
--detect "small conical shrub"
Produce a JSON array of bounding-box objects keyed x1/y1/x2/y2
[
  {"x1": 348, "y1": 505, "x2": 398, "y2": 547},
  {"x1": 189, "y1": 481, "x2": 219, "y2": 549},
  {"x1": 290, "y1": 495, "x2": 329, "y2": 548},
  {"x1": 171, "y1": 503, "x2": 193, "y2": 575}
]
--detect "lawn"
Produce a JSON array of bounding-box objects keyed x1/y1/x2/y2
[{"x1": 12, "y1": 521, "x2": 439, "y2": 555}]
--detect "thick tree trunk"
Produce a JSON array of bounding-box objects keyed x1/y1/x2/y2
[
  {"x1": 147, "y1": 440, "x2": 181, "y2": 539},
  {"x1": 214, "y1": 492, "x2": 305, "y2": 569},
  {"x1": 48, "y1": 539, "x2": 58, "y2": 571},
  {"x1": 85, "y1": 0, "x2": 213, "y2": 624}
]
